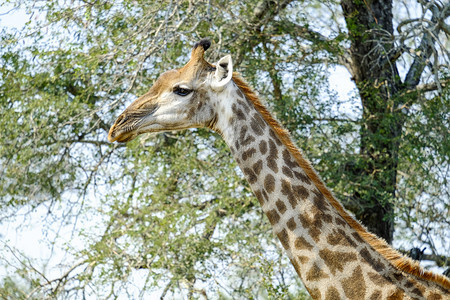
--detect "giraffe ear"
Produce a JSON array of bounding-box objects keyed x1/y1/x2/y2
[{"x1": 211, "y1": 55, "x2": 233, "y2": 91}]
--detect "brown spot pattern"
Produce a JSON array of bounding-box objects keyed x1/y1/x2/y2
[
  {"x1": 254, "y1": 190, "x2": 264, "y2": 205},
  {"x1": 335, "y1": 216, "x2": 349, "y2": 228},
  {"x1": 322, "y1": 213, "x2": 333, "y2": 223},
  {"x1": 252, "y1": 160, "x2": 263, "y2": 175},
  {"x1": 276, "y1": 229, "x2": 290, "y2": 250},
  {"x1": 286, "y1": 217, "x2": 296, "y2": 231},
  {"x1": 295, "y1": 236, "x2": 313, "y2": 250},
  {"x1": 267, "y1": 209, "x2": 280, "y2": 225},
  {"x1": 250, "y1": 114, "x2": 265, "y2": 136},
  {"x1": 319, "y1": 249, "x2": 357, "y2": 275},
  {"x1": 234, "y1": 140, "x2": 240, "y2": 151},
  {"x1": 262, "y1": 190, "x2": 269, "y2": 201},
  {"x1": 282, "y1": 149, "x2": 297, "y2": 168},
  {"x1": 369, "y1": 290, "x2": 382, "y2": 300},
  {"x1": 299, "y1": 213, "x2": 322, "y2": 242},
  {"x1": 308, "y1": 288, "x2": 321, "y2": 300},
  {"x1": 269, "y1": 129, "x2": 282, "y2": 146},
  {"x1": 387, "y1": 290, "x2": 404, "y2": 300},
  {"x1": 411, "y1": 287, "x2": 424, "y2": 298},
  {"x1": 325, "y1": 287, "x2": 340, "y2": 300},
  {"x1": 327, "y1": 230, "x2": 351, "y2": 247},
  {"x1": 298, "y1": 255, "x2": 309, "y2": 264},
  {"x1": 290, "y1": 258, "x2": 302, "y2": 276},
  {"x1": 236, "y1": 88, "x2": 244, "y2": 99},
  {"x1": 294, "y1": 170, "x2": 312, "y2": 184},
  {"x1": 237, "y1": 99, "x2": 250, "y2": 113},
  {"x1": 239, "y1": 126, "x2": 255, "y2": 147},
  {"x1": 188, "y1": 106, "x2": 196, "y2": 118},
  {"x1": 253, "y1": 113, "x2": 266, "y2": 129},
  {"x1": 404, "y1": 280, "x2": 414, "y2": 288},
  {"x1": 276, "y1": 200, "x2": 287, "y2": 214},
  {"x1": 306, "y1": 263, "x2": 329, "y2": 281},
  {"x1": 342, "y1": 266, "x2": 366, "y2": 300},
  {"x1": 281, "y1": 179, "x2": 298, "y2": 208},
  {"x1": 368, "y1": 271, "x2": 388, "y2": 286},
  {"x1": 243, "y1": 167, "x2": 257, "y2": 184},
  {"x1": 232, "y1": 103, "x2": 246, "y2": 120},
  {"x1": 250, "y1": 119, "x2": 263, "y2": 135},
  {"x1": 360, "y1": 248, "x2": 385, "y2": 272},
  {"x1": 267, "y1": 139, "x2": 279, "y2": 173},
  {"x1": 351, "y1": 232, "x2": 365, "y2": 244},
  {"x1": 282, "y1": 166, "x2": 294, "y2": 178},
  {"x1": 312, "y1": 189, "x2": 329, "y2": 211},
  {"x1": 414, "y1": 282, "x2": 426, "y2": 296},
  {"x1": 393, "y1": 273, "x2": 403, "y2": 282},
  {"x1": 264, "y1": 174, "x2": 275, "y2": 193},
  {"x1": 293, "y1": 184, "x2": 310, "y2": 200},
  {"x1": 427, "y1": 293, "x2": 442, "y2": 300},
  {"x1": 242, "y1": 148, "x2": 256, "y2": 161},
  {"x1": 259, "y1": 140, "x2": 267, "y2": 155}
]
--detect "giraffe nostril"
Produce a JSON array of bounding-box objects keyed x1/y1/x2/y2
[
  {"x1": 115, "y1": 114, "x2": 124, "y2": 125},
  {"x1": 116, "y1": 114, "x2": 129, "y2": 127}
]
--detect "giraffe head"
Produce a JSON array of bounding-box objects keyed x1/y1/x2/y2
[{"x1": 108, "y1": 39, "x2": 233, "y2": 143}]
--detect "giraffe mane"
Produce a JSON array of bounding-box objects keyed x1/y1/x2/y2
[{"x1": 231, "y1": 73, "x2": 450, "y2": 290}]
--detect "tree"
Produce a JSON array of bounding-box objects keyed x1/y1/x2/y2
[
  {"x1": 0, "y1": 0, "x2": 448, "y2": 298},
  {"x1": 341, "y1": 0, "x2": 449, "y2": 244}
]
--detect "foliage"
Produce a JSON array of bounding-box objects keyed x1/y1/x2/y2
[{"x1": 0, "y1": 0, "x2": 448, "y2": 298}]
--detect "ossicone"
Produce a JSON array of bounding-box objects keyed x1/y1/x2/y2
[
  {"x1": 194, "y1": 39, "x2": 211, "y2": 51},
  {"x1": 190, "y1": 38, "x2": 212, "y2": 63}
]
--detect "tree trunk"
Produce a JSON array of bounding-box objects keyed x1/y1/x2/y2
[{"x1": 340, "y1": 0, "x2": 404, "y2": 244}]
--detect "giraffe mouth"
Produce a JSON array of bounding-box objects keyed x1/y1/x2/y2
[
  {"x1": 108, "y1": 123, "x2": 139, "y2": 143},
  {"x1": 108, "y1": 108, "x2": 158, "y2": 143},
  {"x1": 108, "y1": 104, "x2": 197, "y2": 143},
  {"x1": 108, "y1": 130, "x2": 138, "y2": 143}
]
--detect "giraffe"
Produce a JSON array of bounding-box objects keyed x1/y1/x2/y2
[{"x1": 108, "y1": 39, "x2": 450, "y2": 299}]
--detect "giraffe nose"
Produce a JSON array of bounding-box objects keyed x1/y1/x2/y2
[
  {"x1": 108, "y1": 123, "x2": 118, "y2": 142},
  {"x1": 115, "y1": 114, "x2": 129, "y2": 127},
  {"x1": 108, "y1": 113, "x2": 126, "y2": 142}
]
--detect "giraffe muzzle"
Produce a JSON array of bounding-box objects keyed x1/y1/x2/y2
[{"x1": 108, "y1": 105, "x2": 160, "y2": 143}]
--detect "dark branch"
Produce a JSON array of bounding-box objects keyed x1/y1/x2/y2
[
  {"x1": 421, "y1": 253, "x2": 450, "y2": 267},
  {"x1": 399, "y1": 249, "x2": 450, "y2": 267},
  {"x1": 405, "y1": 78, "x2": 450, "y2": 94},
  {"x1": 271, "y1": 19, "x2": 351, "y2": 71},
  {"x1": 229, "y1": 0, "x2": 295, "y2": 66},
  {"x1": 404, "y1": 2, "x2": 449, "y2": 89}
]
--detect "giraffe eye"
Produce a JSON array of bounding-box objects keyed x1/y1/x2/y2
[{"x1": 174, "y1": 86, "x2": 193, "y2": 96}]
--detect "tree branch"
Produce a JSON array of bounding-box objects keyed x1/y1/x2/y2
[
  {"x1": 227, "y1": 0, "x2": 295, "y2": 66},
  {"x1": 276, "y1": 20, "x2": 353, "y2": 73},
  {"x1": 398, "y1": 249, "x2": 450, "y2": 267},
  {"x1": 405, "y1": 78, "x2": 450, "y2": 94},
  {"x1": 404, "y1": 1, "x2": 449, "y2": 89},
  {"x1": 421, "y1": 253, "x2": 450, "y2": 267},
  {"x1": 61, "y1": 139, "x2": 126, "y2": 147},
  {"x1": 312, "y1": 117, "x2": 360, "y2": 123}
]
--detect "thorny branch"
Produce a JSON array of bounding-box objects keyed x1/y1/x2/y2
[{"x1": 403, "y1": 1, "x2": 450, "y2": 89}]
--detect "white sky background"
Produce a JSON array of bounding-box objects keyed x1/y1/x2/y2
[{"x1": 0, "y1": 2, "x2": 446, "y2": 299}]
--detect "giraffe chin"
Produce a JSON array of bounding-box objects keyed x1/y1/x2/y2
[{"x1": 108, "y1": 131, "x2": 138, "y2": 143}]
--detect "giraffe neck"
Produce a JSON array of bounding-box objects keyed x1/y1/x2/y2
[{"x1": 209, "y1": 79, "x2": 449, "y2": 299}]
